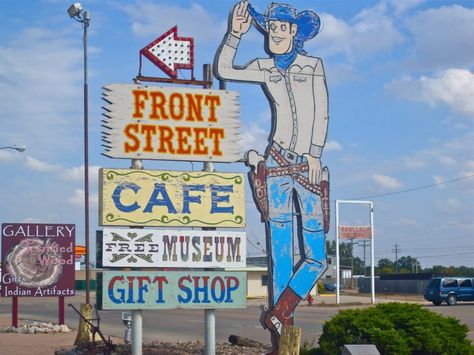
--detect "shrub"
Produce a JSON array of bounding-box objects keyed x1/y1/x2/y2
[{"x1": 316, "y1": 302, "x2": 473, "y2": 355}]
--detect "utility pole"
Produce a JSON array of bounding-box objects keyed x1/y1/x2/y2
[
  {"x1": 392, "y1": 243, "x2": 401, "y2": 274},
  {"x1": 361, "y1": 239, "x2": 368, "y2": 276}
]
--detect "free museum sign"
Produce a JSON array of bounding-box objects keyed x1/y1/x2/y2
[
  {"x1": 98, "y1": 228, "x2": 246, "y2": 268},
  {"x1": 102, "y1": 84, "x2": 241, "y2": 162}
]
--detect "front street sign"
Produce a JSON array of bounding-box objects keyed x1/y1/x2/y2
[
  {"x1": 102, "y1": 84, "x2": 241, "y2": 162},
  {"x1": 97, "y1": 270, "x2": 247, "y2": 310},
  {"x1": 99, "y1": 168, "x2": 245, "y2": 228}
]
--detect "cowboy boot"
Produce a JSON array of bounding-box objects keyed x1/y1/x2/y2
[
  {"x1": 263, "y1": 287, "x2": 302, "y2": 335},
  {"x1": 263, "y1": 330, "x2": 280, "y2": 355}
]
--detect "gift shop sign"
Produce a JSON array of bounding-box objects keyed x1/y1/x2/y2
[
  {"x1": 97, "y1": 271, "x2": 246, "y2": 310},
  {"x1": 99, "y1": 168, "x2": 245, "y2": 228},
  {"x1": 102, "y1": 84, "x2": 241, "y2": 162},
  {"x1": 1, "y1": 223, "x2": 75, "y2": 297},
  {"x1": 99, "y1": 228, "x2": 246, "y2": 268}
]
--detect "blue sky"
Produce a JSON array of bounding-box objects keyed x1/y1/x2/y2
[{"x1": 0, "y1": 0, "x2": 473, "y2": 268}]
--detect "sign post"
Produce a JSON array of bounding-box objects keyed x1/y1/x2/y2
[{"x1": 335, "y1": 200, "x2": 375, "y2": 304}]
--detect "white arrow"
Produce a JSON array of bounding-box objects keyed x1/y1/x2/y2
[{"x1": 140, "y1": 26, "x2": 194, "y2": 79}]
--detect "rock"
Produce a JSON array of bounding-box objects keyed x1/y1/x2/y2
[
  {"x1": 59, "y1": 325, "x2": 71, "y2": 333},
  {"x1": 27, "y1": 327, "x2": 36, "y2": 334},
  {"x1": 30, "y1": 326, "x2": 39, "y2": 334},
  {"x1": 6, "y1": 326, "x2": 16, "y2": 333},
  {"x1": 53, "y1": 325, "x2": 61, "y2": 333},
  {"x1": 46, "y1": 322, "x2": 54, "y2": 328},
  {"x1": 31, "y1": 321, "x2": 39, "y2": 327}
]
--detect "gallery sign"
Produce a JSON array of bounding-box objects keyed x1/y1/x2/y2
[
  {"x1": 1, "y1": 223, "x2": 75, "y2": 297},
  {"x1": 97, "y1": 270, "x2": 246, "y2": 310},
  {"x1": 102, "y1": 84, "x2": 241, "y2": 162},
  {"x1": 339, "y1": 226, "x2": 372, "y2": 240},
  {"x1": 99, "y1": 168, "x2": 245, "y2": 228},
  {"x1": 98, "y1": 228, "x2": 246, "y2": 268}
]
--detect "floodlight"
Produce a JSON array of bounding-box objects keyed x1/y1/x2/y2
[
  {"x1": 0, "y1": 145, "x2": 26, "y2": 152},
  {"x1": 68, "y1": 3, "x2": 83, "y2": 18},
  {"x1": 12, "y1": 145, "x2": 26, "y2": 152}
]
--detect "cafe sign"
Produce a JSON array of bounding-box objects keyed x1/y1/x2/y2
[
  {"x1": 102, "y1": 84, "x2": 241, "y2": 162},
  {"x1": 99, "y1": 168, "x2": 245, "y2": 228}
]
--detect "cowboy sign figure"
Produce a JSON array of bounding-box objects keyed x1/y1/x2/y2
[{"x1": 215, "y1": 1, "x2": 329, "y2": 353}]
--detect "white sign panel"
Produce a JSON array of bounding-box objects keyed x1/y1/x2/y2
[
  {"x1": 102, "y1": 84, "x2": 241, "y2": 162},
  {"x1": 100, "y1": 228, "x2": 246, "y2": 268}
]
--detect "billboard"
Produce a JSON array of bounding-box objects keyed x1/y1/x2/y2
[
  {"x1": 98, "y1": 228, "x2": 246, "y2": 268},
  {"x1": 1, "y1": 223, "x2": 75, "y2": 297},
  {"x1": 338, "y1": 226, "x2": 372, "y2": 240},
  {"x1": 97, "y1": 270, "x2": 246, "y2": 310},
  {"x1": 102, "y1": 84, "x2": 241, "y2": 162},
  {"x1": 99, "y1": 168, "x2": 245, "y2": 228}
]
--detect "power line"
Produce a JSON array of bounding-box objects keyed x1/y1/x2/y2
[{"x1": 350, "y1": 174, "x2": 474, "y2": 200}]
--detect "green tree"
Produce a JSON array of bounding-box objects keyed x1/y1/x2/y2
[{"x1": 377, "y1": 258, "x2": 394, "y2": 275}]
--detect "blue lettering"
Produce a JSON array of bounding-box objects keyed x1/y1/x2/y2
[
  {"x1": 112, "y1": 183, "x2": 141, "y2": 212},
  {"x1": 210, "y1": 184, "x2": 234, "y2": 214},
  {"x1": 225, "y1": 276, "x2": 239, "y2": 303},
  {"x1": 144, "y1": 183, "x2": 177, "y2": 213},
  {"x1": 177, "y1": 275, "x2": 192, "y2": 303},
  {"x1": 211, "y1": 277, "x2": 225, "y2": 303},
  {"x1": 182, "y1": 184, "x2": 205, "y2": 213},
  {"x1": 193, "y1": 276, "x2": 211, "y2": 303}
]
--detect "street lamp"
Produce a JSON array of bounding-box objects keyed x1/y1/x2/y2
[
  {"x1": 68, "y1": 2, "x2": 91, "y2": 305},
  {"x1": 0, "y1": 145, "x2": 26, "y2": 152}
]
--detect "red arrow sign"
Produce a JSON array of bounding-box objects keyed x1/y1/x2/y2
[{"x1": 140, "y1": 26, "x2": 194, "y2": 79}]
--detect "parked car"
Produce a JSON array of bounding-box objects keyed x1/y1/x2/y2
[
  {"x1": 323, "y1": 282, "x2": 344, "y2": 292},
  {"x1": 424, "y1": 277, "x2": 474, "y2": 305}
]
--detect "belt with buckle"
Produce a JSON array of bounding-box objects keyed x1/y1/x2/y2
[{"x1": 270, "y1": 143, "x2": 304, "y2": 165}]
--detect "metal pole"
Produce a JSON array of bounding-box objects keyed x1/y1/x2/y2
[
  {"x1": 132, "y1": 310, "x2": 143, "y2": 355},
  {"x1": 131, "y1": 158, "x2": 143, "y2": 354},
  {"x1": 203, "y1": 63, "x2": 216, "y2": 355},
  {"x1": 335, "y1": 200, "x2": 340, "y2": 305},
  {"x1": 370, "y1": 202, "x2": 375, "y2": 304},
  {"x1": 82, "y1": 10, "x2": 91, "y2": 305}
]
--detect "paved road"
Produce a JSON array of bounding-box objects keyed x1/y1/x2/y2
[{"x1": 0, "y1": 292, "x2": 472, "y2": 345}]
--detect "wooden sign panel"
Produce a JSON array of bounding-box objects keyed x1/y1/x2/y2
[
  {"x1": 97, "y1": 270, "x2": 247, "y2": 310},
  {"x1": 102, "y1": 84, "x2": 241, "y2": 162},
  {"x1": 99, "y1": 168, "x2": 245, "y2": 228},
  {"x1": 1, "y1": 223, "x2": 76, "y2": 297},
  {"x1": 99, "y1": 228, "x2": 246, "y2": 268}
]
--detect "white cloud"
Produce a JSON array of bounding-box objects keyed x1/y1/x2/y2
[
  {"x1": 385, "y1": 69, "x2": 474, "y2": 118},
  {"x1": 397, "y1": 217, "x2": 421, "y2": 226},
  {"x1": 437, "y1": 198, "x2": 463, "y2": 212},
  {"x1": 62, "y1": 165, "x2": 101, "y2": 183},
  {"x1": 69, "y1": 188, "x2": 98, "y2": 207},
  {"x1": 0, "y1": 26, "x2": 84, "y2": 159},
  {"x1": 315, "y1": 3, "x2": 404, "y2": 60},
  {"x1": 402, "y1": 156, "x2": 427, "y2": 170},
  {"x1": 119, "y1": 2, "x2": 226, "y2": 42},
  {"x1": 25, "y1": 156, "x2": 61, "y2": 172},
  {"x1": 404, "y1": 5, "x2": 474, "y2": 71},
  {"x1": 239, "y1": 123, "x2": 269, "y2": 155},
  {"x1": 388, "y1": 0, "x2": 426, "y2": 16},
  {"x1": 325, "y1": 140, "x2": 343, "y2": 152},
  {"x1": 438, "y1": 155, "x2": 456, "y2": 166},
  {"x1": 372, "y1": 173, "x2": 402, "y2": 189},
  {"x1": 433, "y1": 175, "x2": 446, "y2": 188}
]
